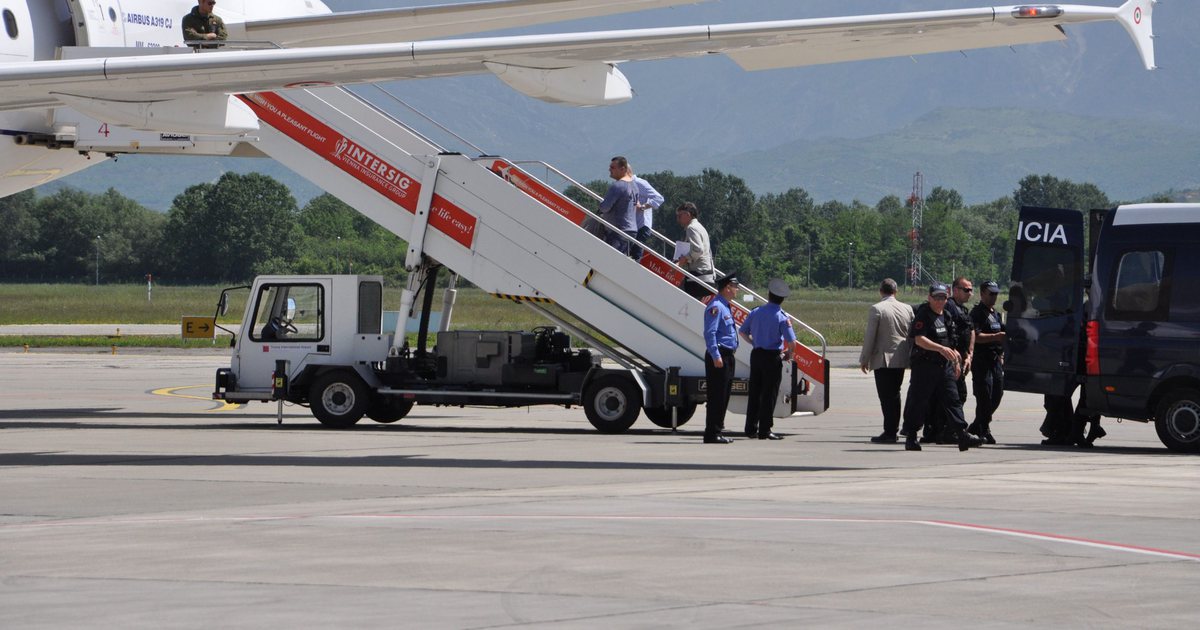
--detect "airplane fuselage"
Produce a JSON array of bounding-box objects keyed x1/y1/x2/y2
[{"x1": 0, "y1": 0, "x2": 329, "y2": 196}]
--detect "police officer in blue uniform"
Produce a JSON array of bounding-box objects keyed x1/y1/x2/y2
[
  {"x1": 703, "y1": 271, "x2": 740, "y2": 444},
  {"x1": 968, "y1": 281, "x2": 1007, "y2": 444},
  {"x1": 739, "y1": 278, "x2": 796, "y2": 440},
  {"x1": 901, "y1": 283, "x2": 983, "y2": 452}
]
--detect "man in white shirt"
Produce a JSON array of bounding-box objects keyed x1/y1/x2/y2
[
  {"x1": 629, "y1": 168, "x2": 664, "y2": 260},
  {"x1": 675, "y1": 202, "x2": 714, "y2": 299}
]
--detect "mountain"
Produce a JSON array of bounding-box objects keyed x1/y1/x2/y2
[
  {"x1": 36, "y1": 0, "x2": 1200, "y2": 208},
  {"x1": 713, "y1": 107, "x2": 1200, "y2": 203}
]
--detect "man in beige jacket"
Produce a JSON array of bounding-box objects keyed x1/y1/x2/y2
[{"x1": 860, "y1": 278, "x2": 915, "y2": 443}]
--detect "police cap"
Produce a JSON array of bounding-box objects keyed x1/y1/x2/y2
[
  {"x1": 929, "y1": 283, "x2": 949, "y2": 297},
  {"x1": 981, "y1": 281, "x2": 1001, "y2": 294},
  {"x1": 767, "y1": 278, "x2": 790, "y2": 298},
  {"x1": 716, "y1": 271, "x2": 740, "y2": 290}
]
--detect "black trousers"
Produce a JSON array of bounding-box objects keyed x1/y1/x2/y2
[
  {"x1": 926, "y1": 371, "x2": 968, "y2": 439},
  {"x1": 971, "y1": 359, "x2": 1004, "y2": 431},
  {"x1": 903, "y1": 360, "x2": 967, "y2": 438},
  {"x1": 682, "y1": 278, "x2": 713, "y2": 300},
  {"x1": 745, "y1": 348, "x2": 783, "y2": 436},
  {"x1": 873, "y1": 367, "x2": 906, "y2": 436},
  {"x1": 704, "y1": 347, "x2": 735, "y2": 440}
]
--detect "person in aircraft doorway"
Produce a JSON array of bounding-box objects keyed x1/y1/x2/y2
[{"x1": 183, "y1": 0, "x2": 228, "y2": 43}]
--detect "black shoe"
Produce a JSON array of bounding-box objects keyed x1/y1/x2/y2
[
  {"x1": 899, "y1": 429, "x2": 909, "y2": 437},
  {"x1": 919, "y1": 435, "x2": 936, "y2": 444},
  {"x1": 870, "y1": 433, "x2": 897, "y2": 444},
  {"x1": 966, "y1": 422, "x2": 980, "y2": 435},
  {"x1": 759, "y1": 433, "x2": 783, "y2": 440},
  {"x1": 1041, "y1": 436, "x2": 1070, "y2": 446},
  {"x1": 745, "y1": 431, "x2": 757, "y2": 439},
  {"x1": 958, "y1": 433, "x2": 983, "y2": 451},
  {"x1": 905, "y1": 438, "x2": 922, "y2": 451},
  {"x1": 704, "y1": 436, "x2": 733, "y2": 444},
  {"x1": 981, "y1": 432, "x2": 997, "y2": 445},
  {"x1": 1086, "y1": 425, "x2": 1107, "y2": 444}
]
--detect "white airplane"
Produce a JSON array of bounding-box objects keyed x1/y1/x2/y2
[{"x1": 0, "y1": 0, "x2": 1157, "y2": 198}]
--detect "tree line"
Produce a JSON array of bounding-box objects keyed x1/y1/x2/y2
[{"x1": 0, "y1": 170, "x2": 1151, "y2": 287}]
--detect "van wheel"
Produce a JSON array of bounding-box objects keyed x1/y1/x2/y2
[
  {"x1": 643, "y1": 403, "x2": 697, "y2": 428},
  {"x1": 309, "y1": 371, "x2": 368, "y2": 429},
  {"x1": 368, "y1": 398, "x2": 414, "y2": 424},
  {"x1": 583, "y1": 374, "x2": 642, "y2": 433},
  {"x1": 1154, "y1": 388, "x2": 1200, "y2": 453}
]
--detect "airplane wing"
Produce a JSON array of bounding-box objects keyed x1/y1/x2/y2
[
  {"x1": 235, "y1": 0, "x2": 705, "y2": 47},
  {"x1": 0, "y1": 2, "x2": 1155, "y2": 118}
]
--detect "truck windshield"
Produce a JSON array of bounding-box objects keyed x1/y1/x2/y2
[{"x1": 1010, "y1": 245, "x2": 1079, "y2": 318}]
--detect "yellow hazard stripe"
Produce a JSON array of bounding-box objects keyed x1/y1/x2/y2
[
  {"x1": 151, "y1": 385, "x2": 243, "y2": 412},
  {"x1": 490, "y1": 292, "x2": 555, "y2": 304},
  {"x1": 583, "y1": 269, "x2": 595, "y2": 287}
]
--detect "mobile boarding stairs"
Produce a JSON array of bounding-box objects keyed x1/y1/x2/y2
[{"x1": 227, "y1": 85, "x2": 830, "y2": 426}]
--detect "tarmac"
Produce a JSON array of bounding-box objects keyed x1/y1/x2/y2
[{"x1": 1, "y1": 348, "x2": 1197, "y2": 628}]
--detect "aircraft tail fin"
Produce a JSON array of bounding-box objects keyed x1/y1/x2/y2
[{"x1": 1115, "y1": 0, "x2": 1157, "y2": 70}]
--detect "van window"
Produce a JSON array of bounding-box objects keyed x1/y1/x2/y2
[
  {"x1": 1011, "y1": 245, "x2": 1079, "y2": 318},
  {"x1": 249, "y1": 284, "x2": 324, "y2": 342},
  {"x1": 1110, "y1": 250, "x2": 1166, "y2": 320}
]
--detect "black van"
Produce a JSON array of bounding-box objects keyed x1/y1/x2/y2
[{"x1": 1005, "y1": 204, "x2": 1200, "y2": 453}]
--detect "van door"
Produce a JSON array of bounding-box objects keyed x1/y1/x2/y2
[{"x1": 1004, "y1": 206, "x2": 1086, "y2": 396}]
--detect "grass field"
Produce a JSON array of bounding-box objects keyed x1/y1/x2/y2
[{"x1": 0, "y1": 283, "x2": 935, "y2": 347}]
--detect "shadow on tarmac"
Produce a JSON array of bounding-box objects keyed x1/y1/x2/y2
[
  {"x1": 0, "y1": 408, "x2": 677, "y2": 437},
  {"x1": 0, "y1": 451, "x2": 861, "y2": 473}
]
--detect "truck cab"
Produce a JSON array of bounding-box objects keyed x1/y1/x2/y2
[
  {"x1": 1005, "y1": 204, "x2": 1200, "y2": 452},
  {"x1": 215, "y1": 274, "x2": 390, "y2": 404}
]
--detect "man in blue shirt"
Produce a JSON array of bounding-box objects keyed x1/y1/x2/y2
[
  {"x1": 597, "y1": 156, "x2": 639, "y2": 255},
  {"x1": 739, "y1": 278, "x2": 796, "y2": 440},
  {"x1": 703, "y1": 272, "x2": 740, "y2": 444}
]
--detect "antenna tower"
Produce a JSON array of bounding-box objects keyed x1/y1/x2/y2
[{"x1": 907, "y1": 172, "x2": 928, "y2": 287}]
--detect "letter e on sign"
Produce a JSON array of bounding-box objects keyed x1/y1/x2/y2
[{"x1": 181, "y1": 316, "x2": 216, "y2": 339}]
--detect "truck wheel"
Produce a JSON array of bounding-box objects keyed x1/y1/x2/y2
[
  {"x1": 1154, "y1": 388, "x2": 1200, "y2": 453},
  {"x1": 309, "y1": 371, "x2": 368, "y2": 429},
  {"x1": 368, "y1": 398, "x2": 414, "y2": 424},
  {"x1": 643, "y1": 403, "x2": 697, "y2": 428},
  {"x1": 583, "y1": 374, "x2": 642, "y2": 433}
]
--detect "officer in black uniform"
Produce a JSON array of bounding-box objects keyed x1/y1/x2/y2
[
  {"x1": 901, "y1": 283, "x2": 982, "y2": 452},
  {"x1": 924, "y1": 277, "x2": 975, "y2": 443},
  {"x1": 968, "y1": 281, "x2": 1006, "y2": 443},
  {"x1": 702, "y1": 271, "x2": 740, "y2": 444}
]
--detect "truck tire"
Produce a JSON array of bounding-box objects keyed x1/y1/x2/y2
[
  {"x1": 309, "y1": 371, "x2": 368, "y2": 429},
  {"x1": 1154, "y1": 388, "x2": 1200, "y2": 453},
  {"x1": 583, "y1": 374, "x2": 642, "y2": 433},
  {"x1": 368, "y1": 398, "x2": 414, "y2": 424},
  {"x1": 643, "y1": 403, "x2": 697, "y2": 428}
]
